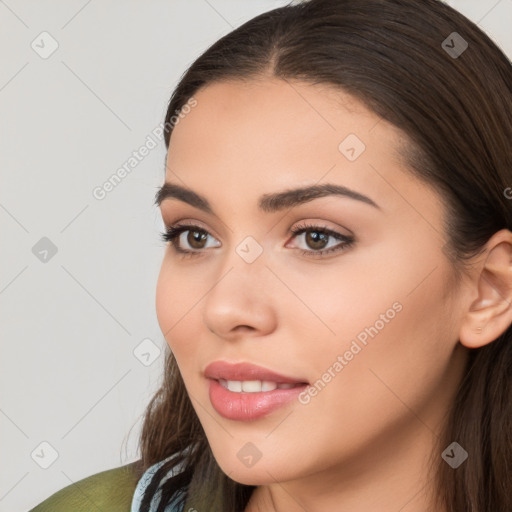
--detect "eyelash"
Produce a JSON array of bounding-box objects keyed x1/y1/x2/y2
[{"x1": 159, "y1": 222, "x2": 355, "y2": 259}]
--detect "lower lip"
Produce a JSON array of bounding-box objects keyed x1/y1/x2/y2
[{"x1": 208, "y1": 379, "x2": 308, "y2": 421}]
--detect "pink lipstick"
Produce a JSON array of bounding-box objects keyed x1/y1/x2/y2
[{"x1": 204, "y1": 361, "x2": 309, "y2": 421}]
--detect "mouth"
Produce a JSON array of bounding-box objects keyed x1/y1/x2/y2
[
  {"x1": 217, "y1": 379, "x2": 306, "y2": 392},
  {"x1": 204, "y1": 360, "x2": 309, "y2": 385},
  {"x1": 204, "y1": 361, "x2": 309, "y2": 421}
]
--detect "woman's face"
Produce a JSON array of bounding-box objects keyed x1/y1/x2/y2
[{"x1": 155, "y1": 78, "x2": 470, "y2": 487}]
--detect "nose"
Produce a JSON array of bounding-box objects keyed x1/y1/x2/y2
[{"x1": 203, "y1": 252, "x2": 278, "y2": 341}]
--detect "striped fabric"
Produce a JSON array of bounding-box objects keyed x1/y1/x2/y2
[{"x1": 130, "y1": 455, "x2": 186, "y2": 512}]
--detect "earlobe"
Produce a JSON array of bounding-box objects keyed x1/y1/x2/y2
[{"x1": 459, "y1": 229, "x2": 512, "y2": 349}]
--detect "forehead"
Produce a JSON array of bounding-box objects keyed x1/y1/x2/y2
[
  {"x1": 166, "y1": 78, "x2": 402, "y2": 174},
  {"x1": 163, "y1": 78, "x2": 443, "y2": 224},
  {"x1": 168, "y1": 78, "x2": 387, "y2": 152}
]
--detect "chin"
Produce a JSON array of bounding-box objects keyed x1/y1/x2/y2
[
  {"x1": 220, "y1": 465, "x2": 285, "y2": 486},
  {"x1": 209, "y1": 448, "x2": 296, "y2": 486}
]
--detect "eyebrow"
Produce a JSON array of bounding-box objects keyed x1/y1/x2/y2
[{"x1": 155, "y1": 182, "x2": 380, "y2": 213}]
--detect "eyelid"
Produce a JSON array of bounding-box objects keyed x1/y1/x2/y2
[
  {"x1": 163, "y1": 219, "x2": 349, "y2": 243},
  {"x1": 161, "y1": 219, "x2": 356, "y2": 259},
  {"x1": 286, "y1": 221, "x2": 354, "y2": 250},
  {"x1": 164, "y1": 217, "x2": 221, "y2": 239}
]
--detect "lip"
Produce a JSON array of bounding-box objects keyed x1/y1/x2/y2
[
  {"x1": 204, "y1": 361, "x2": 309, "y2": 421},
  {"x1": 204, "y1": 361, "x2": 308, "y2": 384}
]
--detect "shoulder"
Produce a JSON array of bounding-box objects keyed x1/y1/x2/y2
[{"x1": 29, "y1": 460, "x2": 143, "y2": 512}]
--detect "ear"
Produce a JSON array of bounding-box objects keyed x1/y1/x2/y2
[{"x1": 459, "y1": 229, "x2": 512, "y2": 349}]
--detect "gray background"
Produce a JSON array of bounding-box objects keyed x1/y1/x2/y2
[{"x1": 1, "y1": 1, "x2": 510, "y2": 511}]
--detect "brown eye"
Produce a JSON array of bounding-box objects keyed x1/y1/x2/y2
[
  {"x1": 160, "y1": 224, "x2": 221, "y2": 255},
  {"x1": 288, "y1": 223, "x2": 355, "y2": 257},
  {"x1": 304, "y1": 230, "x2": 329, "y2": 250},
  {"x1": 187, "y1": 230, "x2": 208, "y2": 249}
]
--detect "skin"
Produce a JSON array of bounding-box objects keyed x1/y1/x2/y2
[{"x1": 155, "y1": 78, "x2": 512, "y2": 512}]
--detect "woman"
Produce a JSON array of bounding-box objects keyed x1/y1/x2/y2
[{"x1": 31, "y1": 0, "x2": 512, "y2": 511}]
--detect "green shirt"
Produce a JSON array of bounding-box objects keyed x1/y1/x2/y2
[
  {"x1": 28, "y1": 457, "x2": 227, "y2": 512},
  {"x1": 29, "y1": 461, "x2": 142, "y2": 512}
]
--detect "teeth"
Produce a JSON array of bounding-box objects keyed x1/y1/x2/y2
[
  {"x1": 218, "y1": 379, "x2": 300, "y2": 393},
  {"x1": 262, "y1": 381, "x2": 278, "y2": 391},
  {"x1": 242, "y1": 380, "x2": 263, "y2": 392},
  {"x1": 227, "y1": 380, "x2": 242, "y2": 392}
]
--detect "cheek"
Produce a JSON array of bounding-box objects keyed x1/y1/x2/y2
[
  {"x1": 303, "y1": 233, "x2": 452, "y2": 352},
  {"x1": 285, "y1": 239, "x2": 458, "y2": 409},
  {"x1": 305, "y1": 263, "x2": 457, "y2": 423},
  {"x1": 155, "y1": 261, "x2": 174, "y2": 340},
  {"x1": 155, "y1": 259, "x2": 203, "y2": 358},
  {"x1": 272, "y1": 252, "x2": 406, "y2": 371}
]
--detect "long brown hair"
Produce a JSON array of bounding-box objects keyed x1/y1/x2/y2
[{"x1": 136, "y1": 0, "x2": 512, "y2": 510}]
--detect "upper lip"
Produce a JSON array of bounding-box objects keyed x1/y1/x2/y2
[{"x1": 204, "y1": 361, "x2": 309, "y2": 384}]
